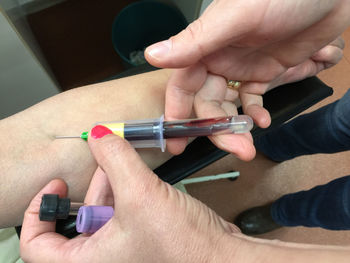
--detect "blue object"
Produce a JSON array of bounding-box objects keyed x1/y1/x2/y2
[
  {"x1": 256, "y1": 88, "x2": 350, "y2": 229},
  {"x1": 271, "y1": 176, "x2": 350, "y2": 230},
  {"x1": 255, "y1": 89, "x2": 350, "y2": 162},
  {"x1": 112, "y1": 0, "x2": 188, "y2": 68}
]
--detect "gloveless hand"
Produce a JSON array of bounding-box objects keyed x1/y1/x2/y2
[
  {"x1": 145, "y1": 0, "x2": 349, "y2": 156},
  {"x1": 20, "y1": 131, "x2": 240, "y2": 263}
]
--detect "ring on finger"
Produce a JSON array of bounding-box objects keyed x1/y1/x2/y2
[{"x1": 227, "y1": 80, "x2": 242, "y2": 90}]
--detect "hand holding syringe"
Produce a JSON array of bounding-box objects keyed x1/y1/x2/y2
[{"x1": 46, "y1": 115, "x2": 253, "y2": 233}]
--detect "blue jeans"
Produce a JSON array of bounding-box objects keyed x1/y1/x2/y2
[
  {"x1": 271, "y1": 176, "x2": 350, "y2": 230},
  {"x1": 255, "y1": 89, "x2": 350, "y2": 230}
]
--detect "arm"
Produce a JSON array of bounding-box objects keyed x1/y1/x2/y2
[
  {"x1": 221, "y1": 233, "x2": 350, "y2": 263},
  {"x1": 0, "y1": 69, "x2": 173, "y2": 228}
]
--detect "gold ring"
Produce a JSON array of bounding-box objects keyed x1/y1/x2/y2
[{"x1": 227, "y1": 80, "x2": 242, "y2": 90}]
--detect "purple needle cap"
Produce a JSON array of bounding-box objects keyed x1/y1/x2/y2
[{"x1": 76, "y1": 206, "x2": 114, "y2": 233}]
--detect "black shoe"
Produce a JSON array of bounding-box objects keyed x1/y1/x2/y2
[{"x1": 234, "y1": 203, "x2": 282, "y2": 235}]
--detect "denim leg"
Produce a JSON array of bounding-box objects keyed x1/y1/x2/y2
[
  {"x1": 255, "y1": 89, "x2": 350, "y2": 162},
  {"x1": 270, "y1": 176, "x2": 350, "y2": 230}
]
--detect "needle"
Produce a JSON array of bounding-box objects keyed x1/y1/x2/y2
[
  {"x1": 55, "y1": 136, "x2": 81, "y2": 139},
  {"x1": 55, "y1": 132, "x2": 89, "y2": 140}
]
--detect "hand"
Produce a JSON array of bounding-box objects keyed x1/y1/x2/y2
[
  {"x1": 257, "y1": 36, "x2": 345, "y2": 92},
  {"x1": 20, "y1": 132, "x2": 240, "y2": 262},
  {"x1": 145, "y1": 0, "x2": 349, "y2": 155}
]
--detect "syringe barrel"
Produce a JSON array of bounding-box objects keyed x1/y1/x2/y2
[
  {"x1": 96, "y1": 115, "x2": 165, "y2": 151},
  {"x1": 163, "y1": 115, "x2": 253, "y2": 137},
  {"x1": 95, "y1": 115, "x2": 253, "y2": 152}
]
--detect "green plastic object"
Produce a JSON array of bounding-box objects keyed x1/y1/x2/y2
[{"x1": 81, "y1": 132, "x2": 89, "y2": 141}]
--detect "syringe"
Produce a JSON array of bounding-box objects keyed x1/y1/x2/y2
[{"x1": 56, "y1": 115, "x2": 253, "y2": 151}]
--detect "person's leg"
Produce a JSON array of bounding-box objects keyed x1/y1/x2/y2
[
  {"x1": 271, "y1": 175, "x2": 350, "y2": 230},
  {"x1": 255, "y1": 89, "x2": 350, "y2": 162},
  {"x1": 235, "y1": 175, "x2": 350, "y2": 234}
]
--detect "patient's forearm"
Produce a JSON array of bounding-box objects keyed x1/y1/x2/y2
[
  {"x1": 0, "y1": 69, "x2": 172, "y2": 227},
  {"x1": 221, "y1": 232, "x2": 350, "y2": 263}
]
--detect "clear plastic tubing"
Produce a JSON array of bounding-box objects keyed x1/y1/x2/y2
[{"x1": 97, "y1": 115, "x2": 253, "y2": 152}]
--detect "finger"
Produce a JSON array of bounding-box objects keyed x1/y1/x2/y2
[
  {"x1": 275, "y1": 40, "x2": 344, "y2": 88},
  {"x1": 311, "y1": 42, "x2": 344, "y2": 69},
  {"x1": 210, "y1": 133, "x2": 256, "y2": 161},
  {"x1": 274, "y1": 60, "x2": 324, "y2": 87},
  {"x1": 84, "y1": 167, "x2": 114, "y2": 207},
  {"x1": 165, "y1": 63, "x2": 207, "y2": 155},
  {"x1": 194, "y1": 75, "x2": 255, "y2": 160},
  {"x1": 165, "y1": 137, "x2": 188, "y2": 155},
  {"x1": 238, "y1": 82, "x2": 270, "y2": 96},
  {"x1": 194, "y1": 73, "x2": 228, "y2": 116},
  {"x1": 224, "y1": 88, "x2": 239, "y2": 102},
  {"x1": 87, "y1": 131, "x2": 161, "y2": 210},
  {"x1": 20, "y1": 179, "x2": 69, "y2": 261},
  {"x1": 221, "y1": 101, "x2": 238, "y2": 116},
  {"x1": 331, "y1": 36, "x2": 345, "y2": 50},
  {"x1": 240, "y1": 92, "x2": 271, "y2": 128},
  {"x1": 165, "y1": 64, "x2": 207, "y2": 120}
]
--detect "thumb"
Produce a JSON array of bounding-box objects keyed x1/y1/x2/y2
[
  {"x1": 144, "y1": 13, "x2": 231, "y2": 67},
  {"x1": 145, "y1": 1, "x2": 257, "y2": 68},
  {"x1": 87, "y1": 126, "x2": 162, "y2": 208},
  {"x1": 144, "y1": 20, "x2": 206, "y2": 68},
  {"x1": 20, "y1": 179, "x2": 69, "y2": 262}
]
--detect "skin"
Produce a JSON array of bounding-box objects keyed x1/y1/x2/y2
[
  {"x1": 145, "y1": 0, "x2": 350, "y2": 154},
  {"x1": 0, "y1": 33, "x2": 347, "y2": 260},
  {"x1": 0, "y1": 69, "x2": 252, "y2": 228},
  {"x1": 20, "y1": 134, "x2": 350, "y2": 262},
  {"x1": 0, "y1": 69, "x2": 173, "y2": 227},
  {"x1": 0, "y1": 36, "x2": 344, "y2": 228}
]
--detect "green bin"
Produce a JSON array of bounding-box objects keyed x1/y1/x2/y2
[{"x1": 112, "y1": 0, "x2": 188, "y2": 68}]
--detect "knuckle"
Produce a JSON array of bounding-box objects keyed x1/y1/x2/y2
[{"x1": 186, "y1": 19, "x2": 203, "y2": 40}]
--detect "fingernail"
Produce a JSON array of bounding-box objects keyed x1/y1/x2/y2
[
  {"x1": 91, "y1": 125, "x2": 113, "y2": 139},
  {"x1": 147, "y1": 40, "x2": 172, "y2": 59}
]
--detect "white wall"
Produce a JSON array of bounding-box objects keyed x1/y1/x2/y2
[
  {"x1": 0, "y1": 10, "x2": 59, "y2": 119},
  {"x1": 0, "y1": 0, "x2": 60, "y2": 83}
]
